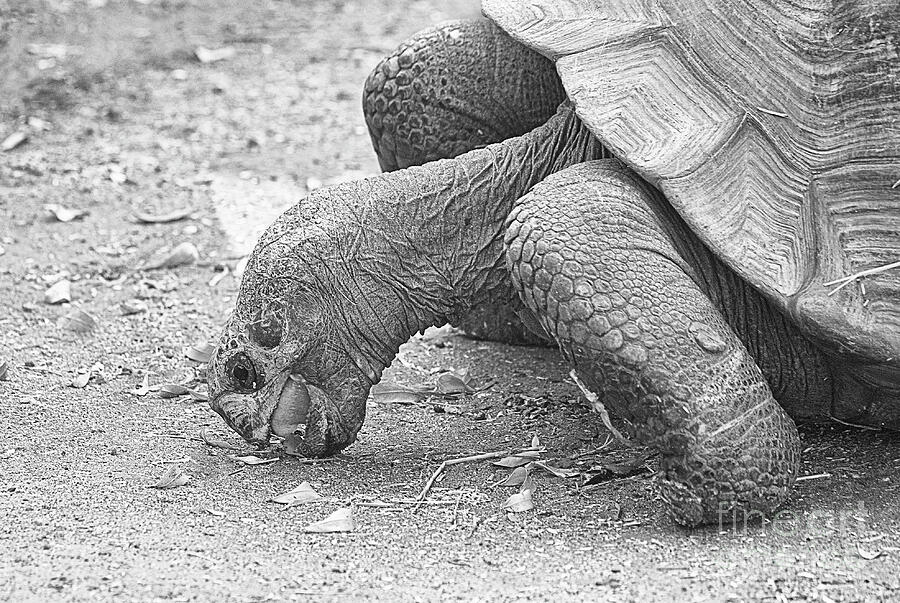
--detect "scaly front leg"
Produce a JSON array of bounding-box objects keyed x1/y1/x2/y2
[{"x1": 505, "y1": 160, "x2": 800, "y2": 526}]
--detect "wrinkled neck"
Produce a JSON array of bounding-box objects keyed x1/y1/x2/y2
[{"x1": 268, "y1": 105, "x2": 604, "y2": 373}]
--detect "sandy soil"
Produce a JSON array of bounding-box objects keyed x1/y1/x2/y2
[{"x1": 1, "y1": 1, "x2": 899, "y2": 601}]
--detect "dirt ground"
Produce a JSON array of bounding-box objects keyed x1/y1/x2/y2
[{"x1": 1, "y1": 1, "x2": 899, "y2": 601}]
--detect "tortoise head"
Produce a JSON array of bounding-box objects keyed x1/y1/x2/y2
[{"x1": 207, "y1": 195, "x2": 387, "y2": 457}]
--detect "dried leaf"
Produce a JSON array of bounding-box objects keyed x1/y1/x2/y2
[
  {"x1": 195, "y1": 46, "x2": 236, "y2": 63},
  {"x1": 134, "y1": 208, "x2": 194, "y2": 223},
  {"x1": 272, "y1": 481, "x2": 322, "y2": 505},
  {"x1": 184, "y1": 342, "x2": 215, "y2": 364},
  {"x1": 120, "y1": 299, "x2": 147, "y2": 315},
  {"x1": 143, "y1": 242, "x2": 199, "y2": 270},
  {"x1": 303, "y1": 507, "x2": 355, "y2": 533},
  {"x1": 502, "y1": 489, "x2": 534, "y2": 513},
  {"x1": 520, "y1": 474, "x2": 536, "y2": 493},
  {"x1": 498, "y1": 466, "x2": 528, "y2": 487},
  {"x1": 1, "y1": 131, "x2": 27, "y2": 151},
  {"x1": 44, "y1": 279, "x2": 72, "y2": 304},
  {"x1": 492, "y1": 450, "x2": 541, "y2": 468},
  {"x1": 70, "y1": 372, "x2": 91, "y2": 388},
  {"x1": 152, "y1": 466, "x2": 189, "y2": 489},
  {"x1": 0, "y1": 360, "x2": 8, "y2": 381},
  {"x1": 232, "y1": 455, "x2": 278, "y2": 466},
  {"x1": 370, "y1": 382, "x2": 429, "y2": 404},
  {"x1": 199, "y1": 428, "x2": 244, "y2": 451},
  {"x1": 857, "y1": 544, "x2": 883, "y2": 560},
  {"x1": 131, "y1": 374, "x2": 151, "y2": 396},
  {"x1": 533, "y1": 461, "x2": 580, "y2": 479},
  {"x1": 158, "y1": 383, "x2": 192, "y2": 399},
  {"x1": 45, "y1": 204, "x2": 86, "y2": 222},
  {"x1": 531, "y1": 435, "x2": 541, "y2": 448},
  {"x1": 584, "y1": 453, "x2": 651, "y2": 485},
  {"x1": 58, "y1": 309, "x2": 97, "y2": 333},
  {"x1": 189, "y1": 389, "x2": 208, "y2": 402},
  {"x1": 436, "y1": 372, "x2": 476, "y2": 395}
]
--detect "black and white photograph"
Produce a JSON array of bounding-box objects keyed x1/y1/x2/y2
[{"x1": 1, "y1": 0, "x2": 899, "y2": 600}]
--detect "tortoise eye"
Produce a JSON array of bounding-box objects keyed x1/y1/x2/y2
[{"x1": 225, "y1": 352, "x2": 260, "y2": 392}]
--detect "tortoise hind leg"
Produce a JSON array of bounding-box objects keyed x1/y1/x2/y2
[
  {"x1": 364, "y1": 19, "x2": 563, "y2": 345},
  {"x1": 363, "y1": 19, "x2": 565, "y2": 171},
  {"x1": 505, "y1": 160, "x2": 801, "y2": 526}
]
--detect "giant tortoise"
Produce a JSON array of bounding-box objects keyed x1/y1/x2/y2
[{"x1": 208, "y1": 0, "x2": 900, "y2": 525}]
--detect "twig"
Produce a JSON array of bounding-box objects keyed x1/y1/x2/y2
[
  {"x1": 580, "y1": 472, "x2": 646, "y2": 492},
  {"x1": 828, "y1": 415, "x2": 882, "y2": 431},
  {"x1": 283, "y1": 453, "x2": 340, "y2": 464},
  {"x1": 795, "y1": 472, "x2": 831, "y2": 482},
  {"x1": 451, "y1": 491, "x2": 463, "y2": 525},
  {"x1": 186, "y1": 551, "x2": 217, "y2": 563},
  {"x1": 824, "y1": 260, "x2": 900, "y2": 296},
  {"x1": 569, "y1": 369, "x2": 633, "y2": 447},
  {"x1": 415, "y1": 446, "x2": 542, "y2": 503}
]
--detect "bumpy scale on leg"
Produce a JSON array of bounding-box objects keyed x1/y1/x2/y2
[
  {"x1": 505, "y1": 160, "x2": 801, "y2": 526},
  {"x1": 363, "y1": 19, "x2": 567, "y2": 344},
  {"x1": 363, "y1": 19, "x2": 565, "y2": 171}
]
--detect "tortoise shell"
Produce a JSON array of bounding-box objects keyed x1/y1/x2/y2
[{"x1": 484, "y1": 0, "x2": 900, "y2": 381}]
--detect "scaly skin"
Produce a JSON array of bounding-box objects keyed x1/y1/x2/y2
[
  {"x1": 208, "y1": 104, "x2": 605, "y2": 455},
  {"x1": 505, "y1": 161, "x2": 806, "y2": 525},
  {"x1": 211, "y1": 20, "x2": 897, "y2": 524},
  {"x1": 363, "y1": 19, "x2": 565, "y2": 172},
  {"x1": 363, "y1": 19, "x2": 570, "y2": 344}
]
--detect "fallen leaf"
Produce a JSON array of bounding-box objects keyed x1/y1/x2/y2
[
  {"x1": 303, "y1": 507, "x2": 355, "y2": 533},
  {"x1": 498, "y1": 466, "x2": 529, "y2": 487},
  {"x1": 857, "y1": 543, "x2": 883, "y2": 560},
  {"x1": 70, "y1": 372, "x2": 91, "y2": 388},
  {"x1": 370, "y1": 382, "x2": 429, "y2": 404},
  {"x1": 45, "y1": 204, "x2": 86, "y2": 222},
  {"x1": 520, "y1": 474, "x2": 537, "y2": 493},
  {"x1": 492, "y1": 450, "x2": 541, "y2": 468},
  {"x1": 272, "y1": 481, "x2": 322, "y2": 505},
  {"x1": 1, "y1": 131, "x2": 27, "y2": 151},
  {"x1": 531, "y1": 435, "x2": 541, "y2": 448},
  {"x1": 436, "y1": 372, "x2": 475, "y2": 395},
  {"x1": 158, "y1": 383, "x2": 192, "y2": 399},
  {"x1": 189, "y1": 389, "x2": 208, "y2": 402},
  {"x1": 199, "y1": 428, "x2": 244, "y2": 451},
  {"x1": 134, "y1": 208, "x2": 194, "y2": 223},
  {"x1": 502, "y1": 489, "x2": 534, "y2": 513},
  {"x1": 131, "y1": 374, "x2": 151, "y2": 396},
  {"x1": 120, "y1": 299, "x2": 147, "y2": 315},
  {"x1": 152, "y1": 466, "x2": 189, "y2": 489},
  {"x1": 232, "y1": 455, "x2": 278, "y2": 466},
  {"x1": 143, "y1": 242, "x2": 200, "y2": 270},
  {"x1": 584, "y1": 452, "x2": 651, "y2": 485},
  {"x1": 195, "y1": 46, "x2": 236, "y2": 63},
  {"x1": 533, "y1": 461, "x2": 580, "y2": 479},
  {"x1": 58, "y1": 309, "x2": 97, "y2": 333},
  {"x1": 184, "y1": 342, "x2": 215, "y2": 364},
  {"x1": 0, "y1": 361, "x2": 9, "y2": 381},
  {"x1": 44, "y1": 280, "x2": 72, "y2": 304}
]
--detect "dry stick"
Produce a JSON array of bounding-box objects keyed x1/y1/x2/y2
[
  {"x1": 415, "y1": 447, "x2": 543, "y2": 503},
  {"x1": 828, "y1": 415, "x2": 882, "y2": 431},
  {"x1": 824, "y1": 260, "x2": 900, "y2": 296},
  {"x1": 795, "y1": 472, "x2": 831, "y2": 482},
  {"x1": 569, "y1": 369, "x2": 633, "y2": 447}
]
